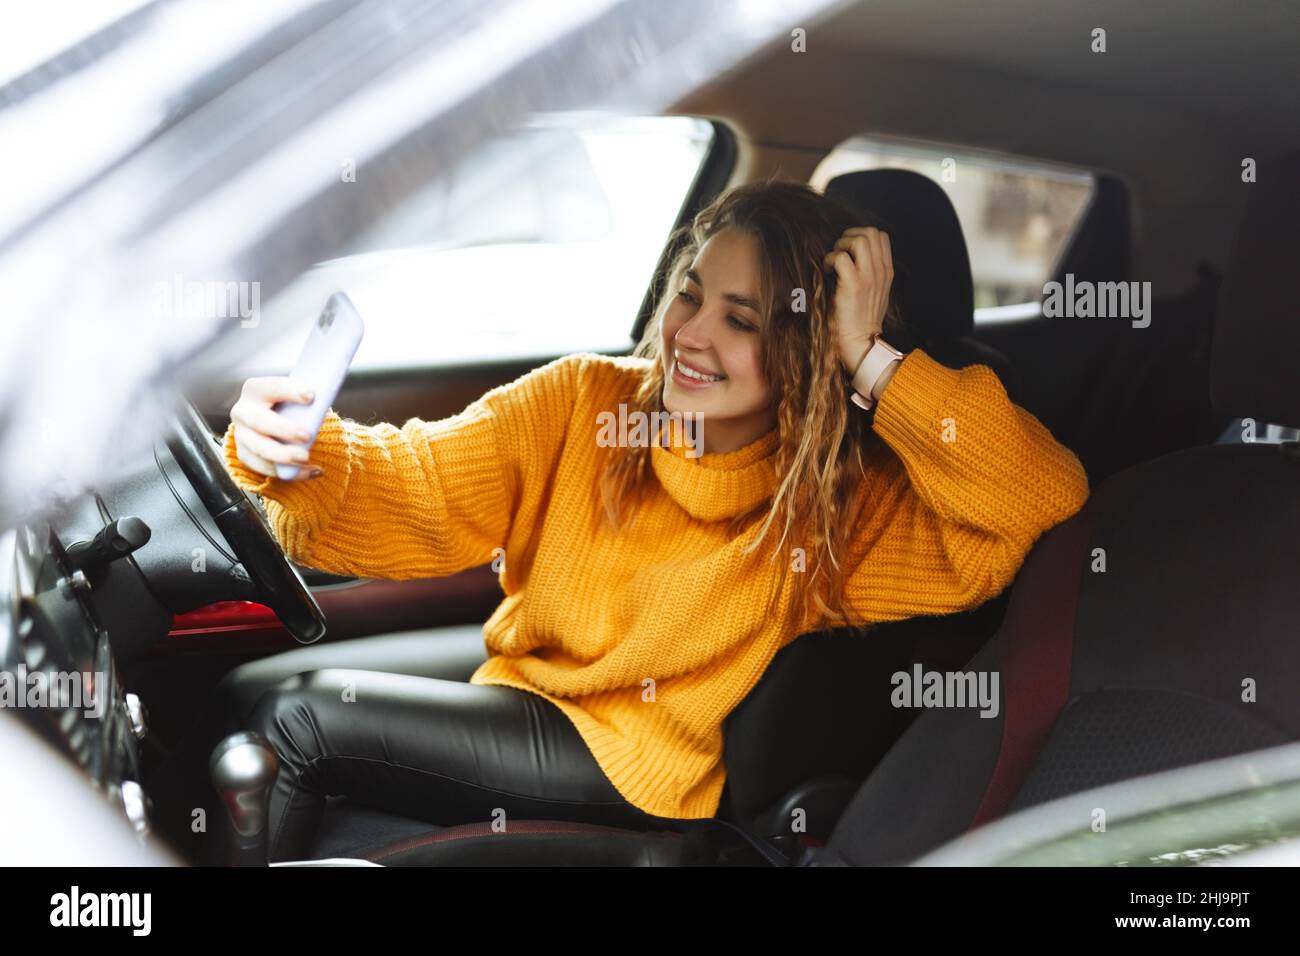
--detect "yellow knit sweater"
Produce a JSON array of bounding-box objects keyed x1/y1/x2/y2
[{"x1": 220, "y1": 348, "x2": 1090, "y2": 819}]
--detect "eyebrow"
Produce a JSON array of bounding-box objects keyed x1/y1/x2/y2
[{"x1": 684, "y1": 268, "x2": 762, "y2": 313}]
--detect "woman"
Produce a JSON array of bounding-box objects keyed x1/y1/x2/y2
[{"x1": 166, "y1": 180, "x2": 1090, "y2": 863}]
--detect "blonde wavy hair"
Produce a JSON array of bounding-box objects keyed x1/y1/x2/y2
[{"x1": 596, "y1": 178, "x2": 916, "y2": 638}]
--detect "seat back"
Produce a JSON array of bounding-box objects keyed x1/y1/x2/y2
[
  {"x1": 721, "y1": 598, "x2": 1011, "y2": 841},
  {"x1": 824, "y1": 168, "x2": 974, "y2": 344},
  {"x1": 824, "y1": 168, "x2": 1022, "y2": 401},
  {"x1": 814, "y1": 149, "x2": 1300, "y2": 865},
  {"x1": 720, "y1": 169, "x2": 1023, "y2": 840}
]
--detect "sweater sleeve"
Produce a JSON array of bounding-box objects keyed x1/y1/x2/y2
[
  {"x1": 843, "y1": 347, "x2": 1090, "y2": 620},
  {"x1": 219, "y1": 352, "x2": 587, "y2": 580}
]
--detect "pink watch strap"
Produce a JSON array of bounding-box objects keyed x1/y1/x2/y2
[{"x1": 850, "y1": 335, "x2": 905, "y2": 409}]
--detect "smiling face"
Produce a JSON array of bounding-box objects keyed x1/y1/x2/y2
[{"x1": 660, "y1": 228, "x2": 778, "y2": 454}]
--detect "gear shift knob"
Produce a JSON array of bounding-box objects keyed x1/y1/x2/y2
[{"x1": 209, "y1": 731, "x2": 279, "y2": 866}]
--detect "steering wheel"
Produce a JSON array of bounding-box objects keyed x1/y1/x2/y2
[{"x1": 164, "y1": 398, "x2": 327, "y2": 644}]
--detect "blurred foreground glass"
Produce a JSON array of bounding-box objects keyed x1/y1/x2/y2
[{"x1": 0, "y1": 0, "x2": 850, "y2": 530}]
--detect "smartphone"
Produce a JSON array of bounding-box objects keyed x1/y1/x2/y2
[{"x1": 271, "y1": 291, "x2": 365, "y2": 480}]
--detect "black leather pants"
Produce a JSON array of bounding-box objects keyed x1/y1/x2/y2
[{"x1": 152, "y1": 628, "x2": 667, "y2": 863}]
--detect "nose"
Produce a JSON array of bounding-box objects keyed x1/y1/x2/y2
[{"x1": 673, "y1": 305, "x2": 721, "y2": 353}]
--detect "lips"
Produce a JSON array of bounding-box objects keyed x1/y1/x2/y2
[{"x1": 673, "y1": 352, "x2": 726, "y2": 381}]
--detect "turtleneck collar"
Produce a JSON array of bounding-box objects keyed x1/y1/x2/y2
[{"x1": 650, "y1": 421, "x2": 779, "y2": 522}]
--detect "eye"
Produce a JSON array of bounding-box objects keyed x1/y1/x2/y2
[
  {"x1": 727, "y1": 315, "x2": 756, "y2": 332},
  {"x1": 676, "y1": 289, "x2": 699, "y2": 306}
]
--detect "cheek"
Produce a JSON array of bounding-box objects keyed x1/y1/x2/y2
[
  {"x1": 747, "y1": 354, "x2": 775, "y2": 402},
  {"x1": 660, "y1": 309, "x2": 682, "y2": 344},
  {"x1": 733, "y1": 344, "x2": 766, "y2": 387}
]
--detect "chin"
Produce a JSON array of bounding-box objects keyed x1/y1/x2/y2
[
  {"x1": 662, "y1": 391, "x2": 692, "y2": 417},
  {"x1": 664, "y1": 384, "x2": 714, "y2": 414}
]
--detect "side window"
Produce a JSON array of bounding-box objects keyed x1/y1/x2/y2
[
  {"x1": 810, "y1": 136, "x2": 1095, "y2": 322},
  {"x1": 239, "y1": 114, "x2": 716, "y2": 372}
]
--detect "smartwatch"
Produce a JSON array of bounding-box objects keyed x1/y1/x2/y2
[{"x1": 849, "y1": 334, "x2": 906, "y2": 411}]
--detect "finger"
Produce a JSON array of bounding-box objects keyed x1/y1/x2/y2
[
  {"x1": 234, "y1": 422, "x2": 312, "y2": 466},
  {"x1": 833, "y1": 235, "x2": 878, "y2": 270},
  {"x1": 843, "y1": 225, "x2": 891, "y2": 261},
  {"x1": 878, "y1": 234, "x2": 893, "y2": 281},
  {"x1": 866, "y1": 231, "x2": 890, "y2": 279},
  {"x1": 244, "y1": 376, "x2": 315, "y2": 406},
  {"x1": 831, "y1": 237, "x2": 860, "y2": 265},
  {"x1": 238, "y1": 402, "x2": 314, "y2": 444},
  {"x1": 851, "y1": 236, "x2": 877, "y2": 283},
  {"x1": 232, "y1": 440, "x2": 277, "y2": 478},
  {"x1": 825, "y1": 249, "x2": 856, "y2": 285},
  {"x1": 236, "y1": 443, "x2": 320, "y2": 481},
  {"x1": 878, "y1": 228, "x2": 892, "y2": 265},
  {"x1": 859, "y1": 228, "x2": 891, "y2": 272},
  {"x1": 873, "y1": 231, "x2": 894, "y2": 273}
]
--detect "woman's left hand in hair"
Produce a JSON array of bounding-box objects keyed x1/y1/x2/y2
[{"x1": 823, "y1": 226, "x2": 894, "y2": 375}]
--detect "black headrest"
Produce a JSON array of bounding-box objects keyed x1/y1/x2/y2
[
  {"x1": 1210, "y1": 149, "x2": 1300, "y2": 429},
  {"x1": 824, "y1": 169, "x2": 974, "y2": 343}
]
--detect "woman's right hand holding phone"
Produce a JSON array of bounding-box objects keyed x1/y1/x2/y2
[{"x1": 230, "y1": 377, "x2": 324, "y2": 481}]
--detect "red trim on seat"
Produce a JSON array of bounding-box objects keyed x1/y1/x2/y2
[
  {"x1": 365, "y1": 820, "x2": 669, "y2": 862},
  {"x1": 967, "y1": 483, "x2": 1113, "y2": 829}
]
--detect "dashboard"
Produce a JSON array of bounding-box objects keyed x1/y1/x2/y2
[
  {"x1": 0, "y1": 418, "x2": 323, "y2": 845},
  {"x1": 0, "y1": 409, "x2": 492, "y2": 859},
  {"x1": 0, "y1": 522, "x2": 148, "y2": 834}
]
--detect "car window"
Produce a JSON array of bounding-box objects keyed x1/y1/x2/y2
[
  {"x1": 235, "y1": 113, "x2": 716, "y2": 372},
  {"x1": 810, "y1": 135, "x2": 1094, "y2": 321}
]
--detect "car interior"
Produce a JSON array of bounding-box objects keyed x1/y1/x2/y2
[{"x1": 7, "y1": 0, "x2": 1298, "y2": 866}]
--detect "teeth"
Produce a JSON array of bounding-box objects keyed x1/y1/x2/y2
[{"x1": 676, "y1": 360, "x2": 724, "y2": 382}]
